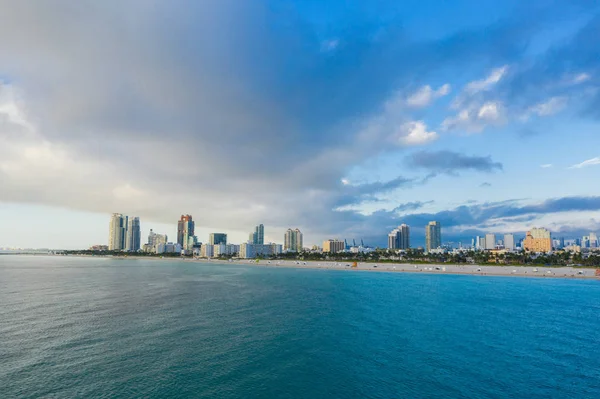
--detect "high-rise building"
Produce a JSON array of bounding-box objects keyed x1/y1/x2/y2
[
  {"x1": 504, "y1": 233, "x2": 515, "y2": 251},
  {"x1": 284, "y1": 228, "x2": 303, "y2": 252},
  {"x1": 388, "y1": 224, "x2": 410, "y2": 250},
  {"x1": 425, "y1": 221, "x2": 441, "y2": 252},
  {"x1": 323, "y1": 239, "x2": 345, "y2": 253},
  {"x1": 125, "y1": 217, "x2": 141, "y2": 252},
  {"x1": 177, "y1": 215, "x2": 196, "y2": 250},
  {"x1": 399, "y1": 224, "x2": 410, "y2": 249},
  {"x1": 485, "y1": 233, "x2": 496, "y2": 250},
  {"x1": 250, "y1": 224, "x2": 265, "y2": 245},
  {"x1": 147, "y1": 229, "x2": 168, "y2": 248},
  {"x1": 108, "y1": 213, "x2": 127, "y2": 251},
  {"x1": 148, "y1": 229, "x2": 156, "y2": 245},
  {"x1": 523, "y1": 227, "x2": 552, "y2": 252},
  {"x1": 209, "y1": 233, "x2": 227, "y2": 245},
  {"x1": 590, "y1": 232, "x2": 598, "y2": 248},
  {"x1": 177, "y1": 215, "x2": 195, "y2": 247},
  {"x1": 388, "y1": 229, "x2": 400, "y2": 249}
]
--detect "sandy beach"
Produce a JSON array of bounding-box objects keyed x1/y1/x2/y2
[
  {"x1": 15, "y1": 254, "x2": 597, "y2": 279},
  {"x1": 101, "y1": 256, "x2": 599, "y2": 279},
  {"x1": 198, "y1": 258, "x2": 599, "y2": 279}
]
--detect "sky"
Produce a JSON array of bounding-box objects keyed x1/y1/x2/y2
[{"x1": 1, "y1": 0, "x2": 600, "y2": 249}]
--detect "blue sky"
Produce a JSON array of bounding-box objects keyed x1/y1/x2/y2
[{"x1": 0, "y1": 0, "x2": 599, "y2": 249}]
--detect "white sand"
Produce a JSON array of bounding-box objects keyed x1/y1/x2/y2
[{"x1": 188, "y1": 258, "x2": 599, "y2": 279}]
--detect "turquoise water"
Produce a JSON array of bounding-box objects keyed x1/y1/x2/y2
[{"x1": 1, "y1": 256, "x2": 599, "y2": 398}]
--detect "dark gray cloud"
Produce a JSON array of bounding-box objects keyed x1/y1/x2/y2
[
  {"x1": 406, "y1": 151, "x2": 503, "y2": 174},
  {"x1": 335, "y1": 176, "x2": 415, "y2": 206},
  {"x1": 322, "y1": 196, "x2": 600, "y2": 247}
]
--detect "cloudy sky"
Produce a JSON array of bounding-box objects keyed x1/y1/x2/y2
[{"x1": 1, "y1": 0, "x2": 600, "y2": 249}]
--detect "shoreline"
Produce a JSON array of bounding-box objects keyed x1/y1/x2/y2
[{"x1": 7, "y1": 254, "x2": 599, "y2": 280}]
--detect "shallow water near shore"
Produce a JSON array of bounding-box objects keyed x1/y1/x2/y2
[{"x1": 1, "y1": 255, "x2": 599, "y2": 398}]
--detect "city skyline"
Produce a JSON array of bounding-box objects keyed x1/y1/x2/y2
[{"x1": 1, "y1": 2, "x2": 600, "y2": 249}]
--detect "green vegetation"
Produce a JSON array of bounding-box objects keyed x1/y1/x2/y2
[{"x1": 61, "y1": 248, "x2": 600, "y2": 267}]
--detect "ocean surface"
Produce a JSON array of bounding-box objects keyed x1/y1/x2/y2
[{"x1": 1, "y1": 256, "x2": 599, "y2": 398}]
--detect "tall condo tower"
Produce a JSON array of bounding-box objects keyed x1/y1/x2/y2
[
  {"x1": 177, "y1": 215, "x2": 195, "y2": 247},
  {"x1": 251, "y1": 224, "x2": 264, "y2": 245},
  {"x1": 108, "y1": 213, "x2": 128, "y2": 250},
  {"x1": 425, "y1": 221, "x2": 441, "y2": 252},
  {"x1": 284, "y1": 228, "x2": 303, "y2": 252},
  {"x1": 125, "y1": 217, "x2": 141, "y2": 252}
]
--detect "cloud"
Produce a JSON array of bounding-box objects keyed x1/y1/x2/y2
[
  {"x1": 568, "y1": 157, "x2": 600, "y2": 169},
  {"x1": 571, "y1": 73, "x2": 591, "y2": 84},
  {"x1": 0, "y1": 1, "x2": 598, "y2": 247},
  {"x1": 334, "y1": 175, "x2": 416, "y2": 207},
  {"x1": 397, "y1": 196, "x2": 600, "y2": 239},
  {"x1": 480, "y1": 182, "x2": 492, "y2": 187},
  {"x1": 393, "y1": 201, "x2": 434, "y2": 213},
  {"x1": 398, "y1": 121, "x2": 438, "y2": 145},
  {"x1": 405, "y1": 150, "x2": 503, "y2": 174},
  {"x1": 450, "y1": 66, "x2": 508, "y2": 111},
  {"x1": 540, "y1": 164, "x2": 553, "y2": 168},
  {"x1": 442, "y1": 101, "x2": 504, "y2": 132},
  {"x1": 406, "y1": 84, "x2": 451, "y2": 107},
  {"x1": 465, "y1": 65, "x2": 508, "y2": 93},
  {"x1": 524, "y1": 96, "x2": 568, "y2": 119}
]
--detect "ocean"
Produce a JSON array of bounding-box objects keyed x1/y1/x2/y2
[{"x1": 1, "y1": 255, "x2": 599, "y2": 398}]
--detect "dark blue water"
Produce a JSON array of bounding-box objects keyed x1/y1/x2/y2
[{"x1": 1, "y1": 256, "x2": 599, "y2": 398}]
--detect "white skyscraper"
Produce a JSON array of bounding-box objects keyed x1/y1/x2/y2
[
  {"x1": 590, "y1": 232, "x2": 598, "y2": 248},
  {"x1": 485, "y1": 233, "x2": 496, "y2": 250},
  {"x1": 108, "y1": 213, "x2": 127, "y2": 251},
  {"x1": 504, "y1": 233, "x2": 515, "y2": 251}
]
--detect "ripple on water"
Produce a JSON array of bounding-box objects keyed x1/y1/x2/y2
[{"x1": 1, "y1": 257, "x2": 599, "y2": 399}]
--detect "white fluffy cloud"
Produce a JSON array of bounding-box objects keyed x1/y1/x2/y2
[
  {"x1": 465, "y1": 65, "x2": 508, "y2": 93},
  {"x1": 442, "y1": 101, "x2": 504, "y2": 132},
  {"x1": 398, "y1": 121, "x2": 438, "y2": 145},
  {"x1": 406, "y1": 84, "x2": 450, "y2": 107}
]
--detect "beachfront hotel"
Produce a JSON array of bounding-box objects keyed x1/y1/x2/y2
[
  {"x1": 523, "y1": 227, "x2": 552, "y2": 252},
  {"x1": 284, "y1": 228, "x2": 303, "y2": 252}
]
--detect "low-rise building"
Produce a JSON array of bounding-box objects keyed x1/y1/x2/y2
[
  {"x1": 239, "y1": 242, "x2": 282, "y2": 258},
  {"x1": 323, "y1": 239, "x2": 345, "y2": 253}
]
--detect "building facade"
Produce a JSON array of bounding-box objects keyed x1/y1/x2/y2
[
  {"x1": 388, "y1": 224, "x2": 410, "y2": 250},
  {"x1": 177, "y1": 215, "x2": 195, "y2": 247},
  {"x1": 322, "y1": 239, "x2": 345, "y2": 253},
  {"x1": 239, "y1": 242, "x2": 281, "y2": 258},
  {"x1": 125, "y1": 217, "x2": 141, "y2": 252},
  {"x1": 523, "y1": 227, "x2": 552, "y2": 252},
  {"x1": 250, "y1": 224, "x2": 265, "y2": 245},
  {"x1": 425, "y1": 221, "x2": 441, "y2": 252},
  {"x1": 108, "y1": 213, "x2": 127, "y2": 250},
  {"x1": 485, "y1": 233, "x2": 496, "y2": 250},
  {"x1": 209, "y1": 233, "x2": 227, "y2": 245},
  {"x1": 504, "y1": 233, "x2": 515, "y2": 251},
  {"x1": 284, "y1": 228, "x2": 303, "y2": 252}
]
